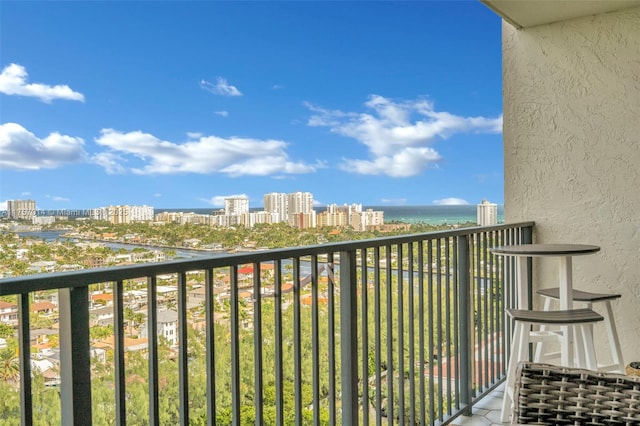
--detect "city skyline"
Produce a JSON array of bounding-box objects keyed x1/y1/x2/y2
[
  {"x1": 1, "y1": 193, "x2": 504, "y2": 214},
  {"x1": 0, "y1": 2, "x2": 503, "y2": 210}
]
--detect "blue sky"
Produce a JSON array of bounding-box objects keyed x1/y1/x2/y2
[{"x1": 0, "y1": 1, "x2": 503, "y2": 210}]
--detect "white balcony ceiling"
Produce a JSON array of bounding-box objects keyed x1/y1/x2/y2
[{"x1": 481, "y1": 0, "x2": 640, "y2": 28}]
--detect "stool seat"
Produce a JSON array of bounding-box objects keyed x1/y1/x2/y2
[
  {"x1": 506, "y1": 308, "x2": 603, "y2": 324},
  {"x1": 536, "y1": 287, "x2": 621, "y2": 302}
]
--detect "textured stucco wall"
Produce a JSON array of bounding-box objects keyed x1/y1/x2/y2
[{"x1": 502, "y1": 7, "x2": 640, "y2": 364}]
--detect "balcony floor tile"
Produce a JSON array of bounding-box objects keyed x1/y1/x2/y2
[{"x1": 451, "y1": 383, "x2": 507, "y2": 425}]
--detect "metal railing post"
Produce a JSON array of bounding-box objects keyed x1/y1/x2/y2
[
  {"x1": 523, "y1": 226, "x2": 533, "y2": 310},
  {"x1": 340, "y1": 250, "x2": 358, "y2": 425},
  {"x1": 17, "y1": 294, "x2": 32, "y2": 426},
  {"x1": 457, "y1": 235, "x2": 473, "y2": 416},
  {"x1": 58, "y1": 286, "x2": 92, "y2": 425}
]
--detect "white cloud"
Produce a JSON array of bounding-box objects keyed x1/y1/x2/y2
[
  {"x1": 433, "y1": 198, "x2": 469, "y2": 205},
  {"x1": 221, "y1": 156, "x2": 320, "y2": 177},
  {"x1": 47, "y1": 195, "x2": 70, "y2": 202},
  {"x1": 0, "y1": 201, "x2": 7, "y2": 211},
  {"x1": 304, "y1": 101, "x2": 357, "y2": 127},
  {"x1": 214, "y1": 110, "x2": 229, "y2": 117},
  {"x1": 206, "y1": 194, "x2": 248, "y2": 207},
  {"x1": 380, "y1": 198, "x2": 407, "y2": 204},
  {"x1": 94, "y1": 129, "x2": 318, "y2": 176},
  {"x1": 0, "y1": 64, "x2": 85, "y2": 103},
  {"x1": 200, "y1": 77, "x2": 242, "y2": 97},
  {"x1": 272, "y1": 84, "x2": 284, "y2": 90},
  {"x1": 306, "y1": 95, "x2": 502, "y2": 177},
  {"x1": 92, "y1": 152, "x2": 126, "y2": 175},
  {"x1": 154, "y1": 193, "x2": 163, "y2": 198},
  {"x1": 0, "y1": 122, "x2": 87, "y2": 170},
  {"x1": 339, "y1": 147, "x2": 441, "y2": 177}
]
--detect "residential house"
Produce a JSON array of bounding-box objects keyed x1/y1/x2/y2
[
  {"x1": 31, "y1": 358, "x2": 60, "y2": 387},
  {"x1": 139, "y1": 309, "x2": 179, "y2": 346},
  {"x1": 30, "y1": 328, "x2": 58, "y2": 351},
  {"x1": 91, "y1": 292, "x2": 114, "y2": 308},
  {"x1": 28, "y1": 260, "x2": 57, "y2": 273},
  {"x1": 188, "y1": 286, "x2": 206, "y2": 307},
  {"x1": 0, "y1": 300, "x2": 17, "y2": 326},
  {"x1": 90, "y1": 306, "x2": 114, "y2": 326},
  {"x1": 31, "y1": 301, "x2": 57, "y2": 317},
  {"x1": 93, "y1": 336, "x2": 149, "y2": 353}
]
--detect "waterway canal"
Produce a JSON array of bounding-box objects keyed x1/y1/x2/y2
[{"x1": 16, "y1": 230, "x2": 220, "y2": 260}]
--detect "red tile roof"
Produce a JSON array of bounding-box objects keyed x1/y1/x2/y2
[
  {"x1": 92, "y1": 293, "x2": 113, "y2": 302},
  {"x1": 0, "y1": 300, "x2": 17, "y2": 309},
  {"x1": 31, "y1": 302, "x2": 57, "y2": 312}
]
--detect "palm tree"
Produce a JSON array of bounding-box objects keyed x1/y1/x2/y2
[
  {"x1": 124, "y1": 307, "x2": 145, "y2": 337},
  {"x1": 0, "y1": 348, "x2": 20, "y2": 384}
]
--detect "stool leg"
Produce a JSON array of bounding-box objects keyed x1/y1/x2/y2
[
  {"x1": 574, "y1": 324, "x2": 587, "y2": 368},
  {"x1": 583, "y1": 301, "x2": 594, "y2": 368},
  {"x1": 534, "y1": 296, "x2": 554, "y2": 362},
  {"x1": 579, "y1": 324, "x2": 598, "y2": 371},
  {"x1": 603, "y1": 300, "x2": 625, "y2": 372},
  {"x1": 501, "y1": 321, "x2": 529, "y2": 423}
]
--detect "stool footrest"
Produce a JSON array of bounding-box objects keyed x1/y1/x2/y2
[{"x1": 537, "y1": 287, "x2": 621, "y2": 302}]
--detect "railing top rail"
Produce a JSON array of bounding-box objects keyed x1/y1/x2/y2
[{"x1": 0, "y1": 222, "x2": 533, "y2": 295}]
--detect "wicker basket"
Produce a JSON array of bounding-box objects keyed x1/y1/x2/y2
[
  {"x1": 513, "y1": 362, "x2": 640, "y2": 425},
  {"x1": 627, "y1": 361, "x2": 640, "y2": 376}
]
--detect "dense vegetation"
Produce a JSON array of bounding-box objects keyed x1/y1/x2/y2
[
  {"x1": 65, "y1": 219, "x2": 474, "y2": 249},
  {"x1": 0, "y1": 271, "x2": 454, "y2": 425},
  {"x1": 0, "y1": 219, "x2": 481, "y2": 424}
]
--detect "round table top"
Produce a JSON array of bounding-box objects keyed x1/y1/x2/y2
[{"x1": 490, "y1": 243, "x2": 600, "y2": 257}]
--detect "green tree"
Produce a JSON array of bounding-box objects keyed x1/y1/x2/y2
[
  {"x1": 0, "y1": 324, "x2": 14, "y2": 339},
  {"x1": 0, "y1": 349, "x2": 19, "y2": 383},
  {"x1": 0, "y1": 381, "x2": 20, "y2": 425},
  {"x1": 31, "y1": 374, "x2": 61, "y2": 425},
  {"x1": 90, "y1": 325, "x2": 114, "y2": 341},
  {"x1": 29, "y1": 313, "x2": 54, "y2": 329},
  {"x1": 124, "y1": 307, "x2": 145, "y2": 336}
]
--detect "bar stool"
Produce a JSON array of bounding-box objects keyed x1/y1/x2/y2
[
  {"x1": 500, "y1": 307, "x2": 604, "y2": 423},
  {"x1": 535, "y1": 287, "x2": 624, "y2": 372}
]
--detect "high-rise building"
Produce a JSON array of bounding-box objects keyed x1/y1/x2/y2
[
  {"x1": 7, "y1": 199, "x2": 36, "y2": 220},
  {"x1": 316, "y1": 203, "x2": 383, "y2": 231},
  {"x1": 263, "y1": 191, "x2": 316, "y2": 228},
  {"x1": 290, "y1": 212, "x2": 317, "y2": 229},
  {"x1": 350, "y1": 208, "x2": 384, "y2": 231},
  {"x1": 108, "y1": 206, "x2": 128, "y2": 224},
  {"x1": 287, "y1": 192, "x2": 313, "y2": 214},
  {"x1": 317, "y1": 209, "x2": 349, "y2": 227},
  {"x1": 225, "y1": 197, "x2": 249, "y2": 216},
  {"x1": 477, "y1": 199, "x2": 498, "y2": 226},
  {"x1": 287, "y1": 192, "x2": 314, "y2": 228},
  {"x1": 263, "y1": 193, "x2": 288, "y2": 219},
  {"x1": 318, "y1": 204, "x2": 362, "y2": 228},
  {"x1": 129, "y1": 205, "x2": 154, "y2": 222},
  {"x1": 90, "y1": 205, "x2": 154, "y2": 223}
]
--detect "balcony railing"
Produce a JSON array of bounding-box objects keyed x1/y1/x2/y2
[{"x1": 0, "y1": 222, "x2": 533, "y2": 425}]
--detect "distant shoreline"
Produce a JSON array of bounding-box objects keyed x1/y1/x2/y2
[{"x1": 1, "y1": 204, "x2": 504, "y2": 226}]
